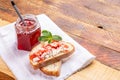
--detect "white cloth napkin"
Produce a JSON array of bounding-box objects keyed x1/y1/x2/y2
[{"x1": 0, "y1": 14, "x2": 95, "y2": 80}]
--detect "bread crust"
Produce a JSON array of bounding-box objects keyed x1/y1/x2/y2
[
  {"x1": 40, "y1": 61, "x2": 62, "y2": 77},
  {"x1": 29, "y1": 41, "x2": 75, "y2": 69}
]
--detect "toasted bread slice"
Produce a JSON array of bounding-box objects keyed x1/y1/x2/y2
[
  {"x1": 29, "y1": 41, "x2": 74, "y2": 69},
  {"x1": 40, "y1": 61, "x2": 62, "y2": 77}
]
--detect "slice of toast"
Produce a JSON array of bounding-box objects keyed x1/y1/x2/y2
[
  {"x1": 40, "y1": 61, "x2": 62, "y2": 77},
  {"x1": 29, "y1": 41, "x2": 74, "y2": 69}
]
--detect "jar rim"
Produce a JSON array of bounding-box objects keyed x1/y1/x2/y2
[
  {"x1": 15, "y1": 14, "x2": 40, "y2": 34},
  {"x1": 15, "y1": 14, "x2": 38, "y2": 26}
]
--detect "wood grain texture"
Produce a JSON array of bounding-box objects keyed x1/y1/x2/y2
[
  {"x1": 0, "y1": 71, "x2": 14, "y2": 80},
  {"x1": 68, "y1": 33, "x2": 120, "y2": 70},
  {"x1": 0, "y1": 0, "x2": 120, "y2": 80},
  {"x1": 0, "y1": 19, "x2": 10, "y2": 26},
  {"x1": 67, "y1": 61, "x2": 120, "y2": 80},
  {"x1": 0, "y1": 58, "x2": 15, "y2": 80}
]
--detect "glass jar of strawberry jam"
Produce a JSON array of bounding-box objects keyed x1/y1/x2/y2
[{"x1": 15, "y1": 14, "x2": 41, "y2": 51}]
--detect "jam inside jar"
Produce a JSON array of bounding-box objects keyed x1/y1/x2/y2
[{"x1": 15, "y1": 14, "x2": 41, "y2": 51}]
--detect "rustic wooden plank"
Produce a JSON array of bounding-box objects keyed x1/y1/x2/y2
[
  {"x1": 70, "y1": 0, "x2": 120, "y2": 19},
  {"x1": 1, "y1": 0, "x2": 120, "y2": 35},
  {"x1": 0, "y1": 19, "x2": 10, "y2": 26},
  {"x1": 54, "y1": 0, "x2": 120, "y2": 34},
  {"x1": 0, "y1": 71, "x2": 14, "y2": 80},
  {"x1": 51, "y1": 13, "x2": 120, "y2": 52},
  {"x1": 24, "y1": 0, "x2": 120, "y2": 53},
  {"x1": 67, "y1": 61, "x2": 120, "y2": 80},
  {"x1": 68, "y1": 33, "x2": 120, "y2": 70},
  {"x1": 105, "y1": 0, "x2": 120, "y2": 7},
  {"x1": 20, "y1": 0, "x2": 120, "y2": 34},
  {"x1": 0, "y1": 57, "x2": 15, "y2": 79}
]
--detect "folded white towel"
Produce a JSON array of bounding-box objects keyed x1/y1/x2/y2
[{"x1": 0, "y1": 14, "x2": 95, "y2": 80}]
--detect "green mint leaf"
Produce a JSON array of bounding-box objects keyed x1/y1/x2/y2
[
  {"x1": 52, "y1": 35, "x2": 62, "y2": 41},
  {"x1": 42, "y1": 30, "x2": 52, "y2": 37},
  {"x1": 38, "y1": 30, "x2": 62, "y2": 43},
  {"x1": 38, "y1": 36, "x2": 50, "y2": 42},
  {"x1": 48, "y1": 40, "x2": 52, "y2": 43}
]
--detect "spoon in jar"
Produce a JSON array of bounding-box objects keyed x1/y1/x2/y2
[{"x1": 10, "y1": 0, "x2": 26, "y2": 26}]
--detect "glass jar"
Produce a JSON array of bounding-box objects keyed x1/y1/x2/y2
[{"x1": 15, "y1": 14, "x2": 41, "y2": 51}]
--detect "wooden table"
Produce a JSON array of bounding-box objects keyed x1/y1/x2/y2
[{"x1": 0, "y1": 0, "x2": 120, "y2": 80}]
